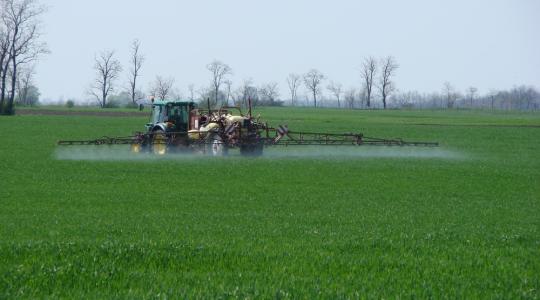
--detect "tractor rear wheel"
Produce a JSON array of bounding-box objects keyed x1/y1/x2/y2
[
  {"x1": 206, "y1": 133, "x2": 227, "y2": 156},
  {"x1": 152, "y1": 130, "x2": 168, "y2": 155},
  {"x1": 240, "y1": 141, "x2": 263, "y2": 157}
]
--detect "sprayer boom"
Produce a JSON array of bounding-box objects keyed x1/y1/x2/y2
[
  {"x1": 57, "y1": 129, "x2": 438, "y2": 148},
  {"x1": 57, "y1": 99, "x2": 439, "y2": 155}
]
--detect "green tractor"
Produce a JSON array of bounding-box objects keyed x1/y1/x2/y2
[{"x1": 131, "y1": 99, "x2": 266, "y2": 156}]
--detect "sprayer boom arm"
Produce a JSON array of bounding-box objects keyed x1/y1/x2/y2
[
  {"x1": 266, "y1": 129, "x2": 438, "y2": 147},
  {"x1": 57, "y1": 136, "x2": 137, "y2": 146}
]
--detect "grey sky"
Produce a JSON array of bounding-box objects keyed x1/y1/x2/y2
[{"x1": 36, "y1": 0, "x2": 539, "y2": 102}]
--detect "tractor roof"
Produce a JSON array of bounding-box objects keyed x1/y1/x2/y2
[{"x1": 152, "y1": 100, "x2": 196, "y2": 106}]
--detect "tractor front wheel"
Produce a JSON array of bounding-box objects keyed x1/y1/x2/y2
[
  {"x1": 152, "y1": 130, "x2": 168, "y2": 155},
  {"x1": 131, "y1": 143, "x2": 142, "y2": 153}
]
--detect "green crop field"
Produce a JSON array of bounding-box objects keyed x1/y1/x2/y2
[{"x1": 1, "y1": 108, "x2": 539, "y2": 298}]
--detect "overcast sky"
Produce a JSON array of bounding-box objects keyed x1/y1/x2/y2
[{"x1": 36, "y1": 0, "x2": 539, "y2": 102}]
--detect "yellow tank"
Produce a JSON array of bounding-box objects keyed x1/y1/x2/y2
[
  {"x1": 189, "y1": 122, "x2": 219, "y2": 140},
  {"x1": 188, "y1": 130, "x2": 200, "y2": 140},
  {"x1": 225, "y1": 115, "x2": 247, "y2": 125}
]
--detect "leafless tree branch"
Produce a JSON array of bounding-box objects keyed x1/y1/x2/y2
[
  {"x1": 128, "y1": 39, "x2": 144, "y2": 105},
  {"x1": 442, "y1": 82, "x2": 458, "y2": 109},
  {"x1": 361, "y1": 56, "x2": 376, "y2": 108},
  {"x1": 88, "y1": 50, "x2": 122, "y2": 108},
  {"x1": 150, "y1": 75, "x2": 174, "y2": 100},
  {"x1": 303, "y1": 69, "x2": 325, "y2": 107},
  {"x1": 259, "y1": 82, "x2": 280, "y2": 106},
  {"x1": 286, "y1": 73, "x2": 301, "y2": 106},
  {"x1": 207, "y1": 60, "x2": 231, "y2": 106},
  {"x1": 378, "y1": 56, "x2": 398, "y2": 109},
  {"x1": 0, "y1": 0, "x2": 48, "y2": 114},
  {"x1": 327, "y1": 81, "x2": 343, "y2": 108},
  {"x1": 15, "y1": 63, "x2": 33, "y2": 104}
]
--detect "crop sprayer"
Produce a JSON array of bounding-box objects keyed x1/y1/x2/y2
[{"x1": 57, "y1": 99, "x2": 438, "y2": 156}]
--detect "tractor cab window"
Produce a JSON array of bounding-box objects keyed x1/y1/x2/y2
[
  {"x1": 152, "y1": 105, "x2": 165, "y2": 123},
  {"x1": 166, "y1": 104, "x2": 189, "y2": 131},
  {"x1": 171, "y1": 106, "x2": 185, "y2": 122},
  {"x1": 180, "y1": 106, "x2": 188, "y2": 122}
]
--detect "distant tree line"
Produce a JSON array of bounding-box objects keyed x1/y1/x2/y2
[
  {"x1": 386, "y1": 84, "x2": 540, "y2": 111},
  {"x1": 84, "y1": 44, "x2": 539, "y2": 111},
  {"x1": 0, "y1": 0, "x2": 48, "y2": 115},
  {"x1": 84, "y1": 50, "x2": 406, "y2": 111}
]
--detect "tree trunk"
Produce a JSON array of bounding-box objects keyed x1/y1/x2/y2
[
  {"x1": 102, "y1": 74, "x2": 107, "y2": 108},
  {"x1": 0, "y1": 57, "x2": 4, "y2": 114},
  {"x1": 313, "y1": 91, "x2": 317, "y2": 108},
  {"x1": 22, "y1": 80, "x2": 29, "y2": 106},
  {"x1": 0, "y1": 74, "x2": 6, "y2": 114},
  {"x1": 6, "y1": 56, "x2": 17, "y2": 114},
  {"x1": 0, "y1": 57, "x2": 11, "y2": 114},
  {"x1": 131, "y1": 78, "x2": 136, "y2": 105}
]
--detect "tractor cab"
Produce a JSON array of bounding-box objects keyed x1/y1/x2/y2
[{"x1": 146, "y1": 100, "x2": 197, "y2": 133}]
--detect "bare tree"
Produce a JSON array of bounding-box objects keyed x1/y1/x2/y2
[
  {"x1": 378, "y1": 56, "x2": 398, "y2": 109},
  {"x1": 128, "y1": 39, "x2": 144, "y2": 105},
  {"x1": 0, "y1": 0, "x2": 47, "y2": 114},
  {"x1": 170, "y1": 87, "x2": 182, "y2": 101},
  {"x1": 467, "y1": 86, "x2": 477, "y2": 108},
  {"x1": 511, "y1": 85, "x2": 537, "y2": 110},
  {"x1": 206, "y1": 60, "x2": 231, "y2": 105},
  {"x1": 303, "y1": 69, "x2": 325, "y2": 107},
  {"x1": 327, "y1": 81, "x2": 343, "y2": 108},
  {"x1": 442, "y1": 82, "x2": 458, "y2": 109},
  {"x1": 359, "y1": 87, "x2": 367, "y2": 108},
  {"x1": 361, "y1": 56, "x2": 376, "y2": 108},
  {"x1": 15, "y1": 64, "x2": 34, "y2": 105},
  {"x1": 89, "y1": 50, "x2": 122, "y2": 108},
  {"x1": 344, "y1": 88, "x2": 356, "y2": 109},
  {"x1": 150, "y1": 75, "x2": 174, "y2": 100},
  {"x1": 196, "y1": 86, "x2": 209, "y2": 102},
  {"x1": 223, "y1": 79, "x2": 232, "y2": 106},
  {"x1": 0, "y1": 10, "x2": 11, "y2": 111},
  {"x1": 259, "y1": 82, "x2": 280, "y2": 106},
  {"x1": 488, "y1": 89, "x2": 497, "y2": 110},
  {"x1": 232, "y1": 78, "x2": 257, "y2": 107},
  {"x1": 241, "y1": 79, "x2": 258, "y2": 106},
  {"x1": 286, "y1": 73, "x2": 301, "y2": 106},
  {"x1": 188, "y1": 83, "x2": 195, "y2": 101},
  {"x1": 390, "y1": 90, "x2": 421, "y2": 108}
]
